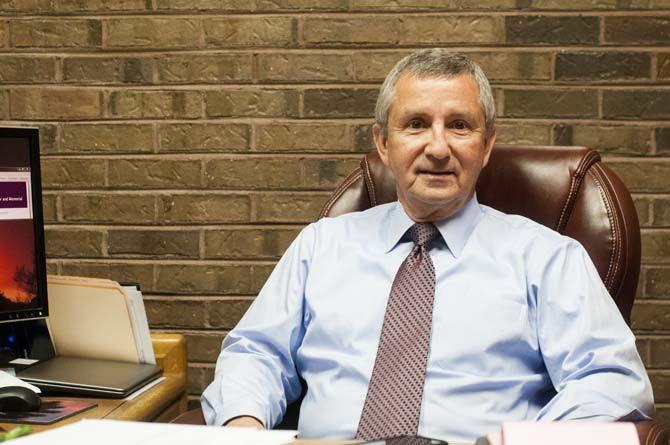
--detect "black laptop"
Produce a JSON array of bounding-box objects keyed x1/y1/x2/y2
[{"x1": 18, "y1": 356, "x2": 162, "y2": 398}]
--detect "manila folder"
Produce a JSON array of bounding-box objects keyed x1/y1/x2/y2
[{"x1": 47, "y1": 276, "x2": 139, "y2": 363}]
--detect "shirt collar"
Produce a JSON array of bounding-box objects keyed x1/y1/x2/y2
[{"x1": 383, "y1": 195, "x2": 483, "y2": 258}]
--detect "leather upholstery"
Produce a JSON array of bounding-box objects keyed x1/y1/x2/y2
[
  {"x1": 320, "y1": 145, "x2": 640, "y2": 324},
  {"x1": 172, "y1": 144, "x2": 669, "y2": 444}
]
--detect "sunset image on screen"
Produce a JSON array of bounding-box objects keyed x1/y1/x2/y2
[{"x1": 0, "y1": 219, "x2": 37, "y2": 306}]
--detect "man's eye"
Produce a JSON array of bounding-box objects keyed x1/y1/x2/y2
[
  {"x1": 450, "y1": 120, "x2": 470, "y2": 131},
  {"x1": 408, "y1": 119, "x2": 424, "y2": 129}
]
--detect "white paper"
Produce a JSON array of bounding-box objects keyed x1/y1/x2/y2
[
  {"x1": 0, "y1": 370, "x2": 41, "y2": 394},
  {"x1": 11, "y1": 419, "x2": 297, "y2": 445},
  {"x1": 122, "y1": 286, "x2": 156, "y2": 365},
  {"x1": 500, "y1": 421, "x2": 639, "y2": 445}
]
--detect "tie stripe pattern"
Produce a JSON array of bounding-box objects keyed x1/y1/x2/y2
[{"x1": 356, "y1": 222, "x2": 441, "y2": 440}]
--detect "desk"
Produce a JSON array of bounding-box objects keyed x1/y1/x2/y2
[{"x1": 0, "y1": 333, "x2": 187, "y2": 433}]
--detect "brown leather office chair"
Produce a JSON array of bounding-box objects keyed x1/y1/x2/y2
[{"x1": 173, "y1": 145, "x2": 669, "y2": 444}]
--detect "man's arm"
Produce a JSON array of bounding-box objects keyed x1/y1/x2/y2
[
  {"x1": 532, "y1": 238, "x2": 654, "y2": 421},
  {"x1": 200, "y1": 224, "x2": 315, "y2": 429}
]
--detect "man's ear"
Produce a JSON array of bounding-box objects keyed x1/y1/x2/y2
[
  {"x1": 373, "y1": 123, "x2": 390, "y2": 166},
  {"x1": 481, "y1": 124, "x2": 496, "y2": 168}
]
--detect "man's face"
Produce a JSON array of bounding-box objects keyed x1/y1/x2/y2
[{"x1": 373, "y1": 73, "x2": 496, "y2": 222}]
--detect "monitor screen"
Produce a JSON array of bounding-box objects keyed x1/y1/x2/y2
[{"x1": 0, "y1": 128, "x2": 48, "y2": 322}]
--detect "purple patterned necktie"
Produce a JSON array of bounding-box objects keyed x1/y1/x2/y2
[{"x1": 356, "y1": 222, "x2": 441, "y2": 441}]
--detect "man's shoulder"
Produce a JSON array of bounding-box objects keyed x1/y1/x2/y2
[
  {"x1": 478, "y1": 204, "x2": 578, "y2": 251},
  {"x1": 312, "y1": 202, "x2": 395, "y2": 233}
]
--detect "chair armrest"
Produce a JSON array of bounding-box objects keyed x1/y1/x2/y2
[
  {"x1": 171, "y1": 407, "x2": 205, "y2": 425},
  {"x1": 636, "y1": 420, "x2": 670, "y2": 445}
]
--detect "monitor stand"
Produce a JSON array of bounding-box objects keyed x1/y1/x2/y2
[{"x1": 0, "y1": 319, "x2": 54, "y2": 372}]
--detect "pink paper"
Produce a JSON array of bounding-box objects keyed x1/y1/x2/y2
[{"x1": 498, "y1": 421, "x2": 639, "y2": 445}]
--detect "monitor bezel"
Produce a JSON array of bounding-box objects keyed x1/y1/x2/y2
[{"x1": 0, "y1": 127, "x2": 48, "y2": 323}]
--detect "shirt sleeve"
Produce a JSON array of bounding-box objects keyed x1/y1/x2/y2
[
  {"x1": 200, "y1": 223, "x2": 315, "y2": 428},
  {"x1": 531, "y1": 237, "x2": 655, "y2": 422}
]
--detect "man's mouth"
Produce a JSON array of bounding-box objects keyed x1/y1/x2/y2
[{"x1": 418, "y1": 169, "x2": 454, "y2": 176}]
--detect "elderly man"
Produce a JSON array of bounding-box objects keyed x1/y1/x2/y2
[{"x1": 201, "y1": 49, "x2": 654, "y2": 442}]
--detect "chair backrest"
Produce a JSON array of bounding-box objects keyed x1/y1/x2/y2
[{"x1": 319, "y1": 144, "x2": 641, "y2": 324}]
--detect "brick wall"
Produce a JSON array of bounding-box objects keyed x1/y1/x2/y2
[{"x1": 1, "y1": 1, "x2": 669, "y2": 420}]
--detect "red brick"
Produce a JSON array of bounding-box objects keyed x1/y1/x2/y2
[
  {"x1": 304, "y1": 15, "x2": 503, "y2": 46},
  {"x1": 659, "y1": 53, "x2": 670, "y2": 79},
  {"x1": 257, "y1": 0, "x2": 347, "y2": 10},
  {"x1": 605, "y1": 17, "x2": 670, "y2": 45},
  {"x1": 158, "y1": 54, "x2": 253, "y2": 84},
  {"x1": 649, "y1": 372, "x2": 670, "y2": 403},
  {"x1": 0, "y1": 56, "x2": 55, "y2": 82},
  {"x1": 603, "y1": 91, "x2": 670, "y2": 120},
  {"x1": 0, "y1": 90, "x2": 8, "y2": 118},
  {"x1": 256, "y1": 122, "x2": 350, "y2": 152},
  {"x1": 653, "y1": 199, "x2": 670, "y2": 227},
  {"x1": 109, "y1": 90, "x2": 202, "y2": 119},
  {"x1": 106, "y1": 18, "x2": 200, "y2": 48},
  {"x1": 155, "y1": 264, "x2": 255, "y2": 294},
  {"x1": 186, "y1": 363, "x2": 214, "y2": 393},
  {"x1": 649, "y1": 336, "x2": 670, "y2": 367},
  {"x1": 61, "y1": 194, "x2": 155, "y2": 224},
  {"x1": 108, "y1": 230, "x2": 200, "y2": 258},
  {"x1": 64, "y1": 57, "x2": 152, "y2": 84},
  {"x1": 57, "y1": 0, "x2": 150, "y2": 12},
  {"x1": 108, "y1": 159, "x2": 201, "y2": 189},
  {"x1": 11, "y1": 88, "x2": 102, "y2": 120},
  {"x1": 255, "y1": 193, "x2": 328, "y2": 223},
  {"x1": 607, "y1": 161, "x2": 670, "y2": 193},
  {"x1": 59, "y1": 261, "x2": 154, "y2": 292},
  {"x1": 157, "y1": 194, "x2": 250, "y2": 223},
  {"x1": 641, "y1": 231, "x2": 670, "y2": 263},
  {"x1": 184, "y1": 333, "x2": 225, "y2": 363},
  {"x1": 506, "y1": 16, "x2": 598, "y2": 45},
  {"x1": 45, "y1": 228, "x2": 104, "y2": 258},
  {"x1": 158, "y1": 123, "x2": 250, "y2": 153},
  {"x1": 550, "y1": 125, "x2": 652, "y2": 155},
  {"x1": 495, "y1": 123, "x2": 551, "y2": 145},
  {"x1": 145, "y1": 299, "x2": 207, "y2": 329},
  {"x1": 209, "y1": 298, "x2": 253, "y2": 328},
  {"x1": 645, "y1": 267, "x2": 670, "y2": 299},
  {"x1": 41, "y1": 158, "x2": 106, "y2": 189},
  {"x1": 10, "y1": 19, "x2": 102, "y2": 48},
  {"x1": 258, "y1": 53, "x2": 354, "y2": 82},
  {"x1": 206, "y1": 89, "x2": 299, "y2": 118},
  {"x1": 204, "y1": 227, "x2": 300, "y2": 259},
  {"x1": 504, "y1": 89, "x2": 598, "y2": 118},
  {"x1": 303, "y1": 88, "x2": 377, "y2": 118},
  {"x1": 204, "y1": 17, "x2": 297, "y2": 47},
  {"x1": 42, "y1": 194, "x2": 57, "y2": 222},
  {"x1": 631, "y1": 301, "x2": 670, "y2": 330},
  {"x1": 555, "y1": 52, "x2": 651, "y2": 81},
  {"x1": 154, "y1": 0, "x2": 253, "y2": 11},
  {"x1": 0, "y1": 20, "x2": 6, "y2": 48},
  {"x1": 60, "y1": 124, "x2": 154, "y2": 154}
]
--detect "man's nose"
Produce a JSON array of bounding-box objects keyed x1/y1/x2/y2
[{"x1": 425, "y1": 126, "x2": 451, "y2": 159}]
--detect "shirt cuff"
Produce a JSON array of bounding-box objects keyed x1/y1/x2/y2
[{"x1": 207, "y1": 399, "x2": 271, "y2": 428}]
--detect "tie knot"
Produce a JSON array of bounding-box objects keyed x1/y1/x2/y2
[{"x1": 408, "y1": 222, "x2": 440, "y2": 248}]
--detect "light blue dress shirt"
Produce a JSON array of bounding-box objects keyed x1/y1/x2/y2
[{"x1": 201, "y1": 196, "x2": 654, "y2": 442}]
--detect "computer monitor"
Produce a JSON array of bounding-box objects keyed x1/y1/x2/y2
[{"x1": 0, "y1": 127, "x2": 48, "y2": 323}]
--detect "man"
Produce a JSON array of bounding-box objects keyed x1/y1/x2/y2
[{"x1": 202, "y1": 49, "x2": 654, "y2": 442}]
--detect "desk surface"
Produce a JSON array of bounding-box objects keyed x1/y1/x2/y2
[{"x1": 0, "y1": 333, "x2": 187, "y2": 434}]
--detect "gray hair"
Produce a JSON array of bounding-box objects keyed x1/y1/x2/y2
[{"x1": 375, "y1": 49, "x2": 496, "y2": 136}]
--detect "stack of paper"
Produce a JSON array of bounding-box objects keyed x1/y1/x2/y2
[
  {"x1": 485, "y1": 421, "x2": 640, "y2": 445},
  {"x1": 121, "y1": 283, "x2": 155, "y2": 365},
  {"x1": 11, "y1": 419, "x2": 297, "y2": 445}
]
